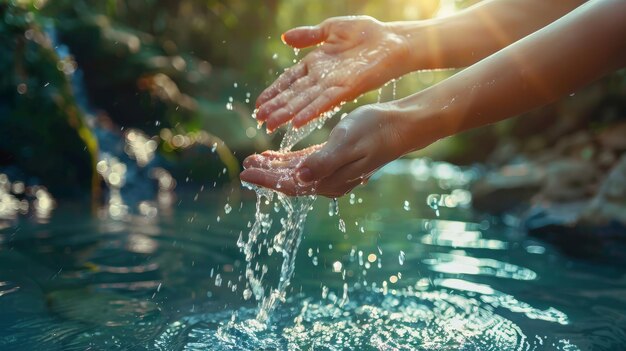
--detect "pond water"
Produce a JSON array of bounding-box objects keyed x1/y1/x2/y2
[{"x1": 1, "y1": 160, "x2": 625, "y2": 351}]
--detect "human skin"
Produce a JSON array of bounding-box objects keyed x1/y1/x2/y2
[
  {"x1": 242, "y1": 0, "x2": 626, "y2": 197},
  {"x1": 255, "y1": 0, "x2": 585, "y2": 132}
]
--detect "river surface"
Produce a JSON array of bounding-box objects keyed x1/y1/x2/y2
[{"x1": 1, "y1": 160, "x2": 625, "y2": 350}]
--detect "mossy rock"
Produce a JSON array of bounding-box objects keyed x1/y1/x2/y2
[{"x1": 0, "y1": 4, "x2": 97, "y2": 198}]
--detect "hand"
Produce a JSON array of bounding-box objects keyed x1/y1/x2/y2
[
  {"x1": 255, "y1": 16, "x2": 412, "y2": 132},
  {"x1": 241, "y1": 104, "x2": 419, "y2": 197}
]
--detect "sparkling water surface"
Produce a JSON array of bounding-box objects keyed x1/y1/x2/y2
[{"x1": 1, "y1": 162, "x2": 625, "y2": 351}]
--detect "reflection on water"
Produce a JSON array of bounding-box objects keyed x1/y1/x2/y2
[
  {"x1": 1, "y1": 161, "x2": 625, "y2": 350},
  {"x1": 424, "y1": 252, "x2": 537, "y2": 280},
  {"x1": 421, "y1": 225, "x2": 508, "y2": 250},
  {"x1": 0, "y1": 173, "x2": 55, "y2": 228}
]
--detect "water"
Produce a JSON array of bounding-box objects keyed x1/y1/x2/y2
[
  {"x1": 237, "y1": 110, "x2": 333, "y2": 325},
  {"x1": 1, "y1": 162, "x2": 626, "y2": 350},
  {"x1": 236, "y1": 102, "x2": 348, "y2": 325}
]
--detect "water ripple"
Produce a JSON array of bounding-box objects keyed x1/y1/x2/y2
[{"x1": 155, "y1": 288, "x2": 579, "y2": 351}]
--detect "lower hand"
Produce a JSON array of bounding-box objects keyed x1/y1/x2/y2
[{"x1": 241, "y1": 104, "x2": 417, "y2": 197}]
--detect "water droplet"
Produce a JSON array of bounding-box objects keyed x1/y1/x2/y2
[
  {"x1": 403, "y1": 200, "x2": 410, "y2": 211},
  {"x1": 321, "y1": 285, "x2": 329, "y2": 299},
  {"x1": 224, "y1": 203, "x2": 232, "y2": 214},
  {"x1": 367, "y1": 253, "x2": 377, "y2": 263},
  {"x1": 215, "y1": 274, "x2": 222, "y2": 287},
  {"x1": 338, "y1": 219, "x2": 346, "y2": 233},
  {"x1": 426, "y1": 194, "x2": 441, "y2": 217},
  {"x1": 332, "y1": 261, "x2": 343, "y2": 273},
  {"x1": 17, "y1": 83, "x2": 28, "y2": 94},
  {"x1": 399, "y1": 251, "x2": 406, "y2": 265},
  {"x1": 236, "y1": 232, "x2": 244, "y2": 248},
  {"x1": 243, "y1": 288, "x2": 252, "y2": 300},
  {"x1": 328, "y1": 198, "x2": 339, "y2": 216}
]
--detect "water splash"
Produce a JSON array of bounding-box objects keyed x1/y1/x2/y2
[
  {"x1": 156, "y1": 287, "x2": 579, "y2": 351},
  {"x1": 328, "y1": 198, "x2": 339, "y2": 217},
  {"x1": 240, "y1": 107, "x2": 340, "y2": 324},
  {"x1": 279, "y1": 106, "x2": 341, "y2": 152}
]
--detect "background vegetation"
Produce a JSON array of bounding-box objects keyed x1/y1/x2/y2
[{"x1": 1, "y1": 0, "x2": 624, "y2": 212}]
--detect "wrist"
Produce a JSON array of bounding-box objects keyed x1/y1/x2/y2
[
  {"x1": 385, "y1": 21, "x2": 428, "y2": 73},
  {"x1": 387, "y1": 94, "x2": 453, "y2": 153}
]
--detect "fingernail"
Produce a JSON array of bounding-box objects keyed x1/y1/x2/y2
[{"x1": 296, "y1": 167, "x2": 313, "y2": 184}]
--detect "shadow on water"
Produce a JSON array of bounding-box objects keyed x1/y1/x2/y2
[{"x1": 1, "y1": 160, "x2": 626, "y2": 350}]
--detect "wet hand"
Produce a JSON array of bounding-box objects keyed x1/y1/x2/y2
[
  {"x1": 241, "y1": 104, "x2": 413, "y2": 197},
  {"x1": 255, "y1": 16, "x2": 412, "y2": 132}
]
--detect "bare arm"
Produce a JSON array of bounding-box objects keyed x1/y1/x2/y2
[
  {"x1": 255, "y1": 0, "x2": 585, "y2": 131},
  {"x1": 397, "y1": 0, "x2": 626, "y2": 147},
  {"x1": 242, "y1": 0, "x2": 626, "y2": 197},
  {"x1": 394, "y1": 0, "x2": 586, "y2": 69}
]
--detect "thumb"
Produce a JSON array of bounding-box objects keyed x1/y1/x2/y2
[
  {"x1": 281, "y1": 24, "x2": 328, "y2": 49},
  {"x1": 295, "y1": 125, "x2": 356, "y2": 184}
]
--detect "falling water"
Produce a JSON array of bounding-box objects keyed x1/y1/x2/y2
[{"x1": 240, "y1": 109, "x2": 341, "y2": 324}]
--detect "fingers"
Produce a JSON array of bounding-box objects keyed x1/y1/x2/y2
[
  {"x1": 295, "y1": 139, "x2": 362, "y2": 185},
  {"x1": 264, "y1": 84, "x2": 324, "y2": 132},
  {"x1": 311, "y1": 157, "x2": 371, "y2": 197},
  {"x1": 256, "y1": 63, "x2": 307, "y2": 109},
  {"x1": 242, "y1": 144, "x2": 324, "y2": 170},
  {"x1": 292, "y1": 86, "x2": 348, "y2": 128},
  {"x1": 240, "y1": 156, "x2": 367, "y2": 198},
  {"x1": 242, "y1": 154, "x2": 259, "y2": 169},
  {"x1": 241, "y1": 141, "x2": 368, "y2": 197},
  {"x1": 240, "y1": 168, "x2": 311, "y2": 197},
  {"x1": 256, "y1": 74, "x2": 314, "y2": 124},
  {"x1": 282, "y1": 25, "x2": 328, "y2": 49}
]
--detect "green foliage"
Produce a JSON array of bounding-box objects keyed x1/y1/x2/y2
[
  {"x1": 0, "y1": 2, "x2": 98, "y2": 198},
  {"x1": 45, "y1": 0, "x2": 272, "y2": 147}
]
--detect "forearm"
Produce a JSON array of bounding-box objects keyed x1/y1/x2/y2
[
  {"x1": 393, "y1": 0, "x2": 626, "y2": 151},
  {"x1": 389, "y1": 0, "x2": 586, "y2": 70}
]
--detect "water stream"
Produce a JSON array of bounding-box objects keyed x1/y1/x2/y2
[{"x1": 240, "y1": 110, "x2": 337, "y2": 324}]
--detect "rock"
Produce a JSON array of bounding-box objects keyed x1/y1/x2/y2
[
  {"x1": 552, "y1": 131, "x2": 594, "y2": 160},
  {"x1": 524, "y1": 155, "x2": 626, "y2": 259},
  {"x1": 0, "y1": 4, "x2": 97, "y2": 198},
  {"x1": 597, "y1": 122, "x2": 626, "y2": 152},
  {"x1": 471, "y1": 162, "x2": 544, "y2": 213},
  {"x1": 581, "y1": 154, "x2": 626, "y2": 225},
  {"x1": 524, "y1": 202, "x2": 626, "y2": 259},
  {"x1": 539, "y1": 159, "x2": 599, "y2": 202}
]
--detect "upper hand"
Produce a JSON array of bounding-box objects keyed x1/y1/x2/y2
[
  {"x1": 255, "y1": 16, "x2": 412, "y2": 132},
  {"x1": 241, "y1": 104, "x2": 415, "y2": 197}
]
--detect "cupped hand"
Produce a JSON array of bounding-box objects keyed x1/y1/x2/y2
[
  {"x1": 241, "y1": 104, "x2": 415, "y2": 197},
  {"x1": 255, "y1": 16, "x2": 412, "y2": 132}
]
